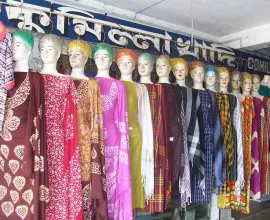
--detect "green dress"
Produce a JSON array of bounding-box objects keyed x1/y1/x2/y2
[{"x1": 122, "y1": 80, "x2": 144, "y2": 208}]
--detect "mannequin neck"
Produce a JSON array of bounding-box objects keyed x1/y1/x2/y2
[
  {"x1": 206, "y1": 85, "x2": 216, "y2": 92},
  {"x1": 242, "y1": 91, "x2": 251, "y2": 96},
  {"x1": 219, "y1": 87, "x2": 228, "y2": 93},
  {"x1": 14, "y1": 59, "x2": 29, "y2": 72},
  {"x1": 232, "y1": 88, "x2": 241, "y2": 94},
  {"x1": 193, "y1": 82, "x2": 205, "y2": 90},
  {"x1": 176, "y1": 79, "x2": 186, "y2": 87},
  {"x1": 251, "y1": 91, "x2": 264, "y2": 100},
  {"x1": 41, "y1": 63, "x2": 61, "y2": 76},
  {"x1": 70, "y1": 68, "x2": 88, "y2": 80},
  {"x1": 121, "y1": 74, "x2": 133, "y2": 82},
  {"x1": 96, "y1": 69, "x2": 111, "y2": 78},
  {"x1": 158, "y1": 76, "x2": 170, "y2": 84},
  {"x1": 140, "y1": 75, "x2": 152, "y2": 84}
]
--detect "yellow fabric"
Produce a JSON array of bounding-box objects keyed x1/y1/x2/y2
[{"x1": 122, "y1": 80, "x2": 144, "y2": 208}]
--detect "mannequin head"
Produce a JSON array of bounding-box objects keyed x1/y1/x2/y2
[
  {"x1": 12, "y1": 30, "x2": 34, "y2": 61},
  {"x1": 156, "y1": 55, "x2": 171, "y2": 82},
  {"x1": 115, "y1": 49, "x2": 136, "y2": 79},
  {"x1": 138, "y1": 53, "x2": 154, "y2": 77},
  {"x1": 171, "y1": 58, "x2": 188, "y2": 83},
  {"x1": 252, "y1": 74, "x2": 261, "y2": 92},
  {"x1": 68, "y1": 40, "x2": 89, "y2": 69},
  {"x1": 39, "y1": 34, "x2": 63, "y2": 64},
  {"x1": 230, "y1": 70, "x2": 241, "y2": 92},
  {"x1": 241, "y1": 72, "x2": 252, "y2": 95},
  {"x1": 92, "y1": 43, "x2": 114, "y2": 71},
  {"x1": 217, "y1": 67, "x2": 230, "y2": 93},
  {"x1": 205, "y1": 65, "x2": 218, "y2": 91},
  {"x1": 190, "y1": 61, "x2": 205, "y2": 89}
]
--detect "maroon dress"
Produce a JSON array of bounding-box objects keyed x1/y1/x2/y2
[{"x1": 0, "y1": 71, "x2": 48, "y2": 220}]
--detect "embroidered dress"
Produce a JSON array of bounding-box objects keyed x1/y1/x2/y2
[
  {"x1": 95, "y1": 77, "x2": 132, "y2": 220},
  {"x1": 43, "y1": 75, "x2": 83, "y2": 220},
  {"x1": 122, "y1": 80, "x2": 144, "y2": 208},
  {"x1": 73, "y1": 79, "x2": 107, "y2": 220},
  {"x1": 0, "y1": 71, "x2": 48, "y2": 220},
  {"x1": 0, "y1": 32, "x2": 15, "y2": 134}
]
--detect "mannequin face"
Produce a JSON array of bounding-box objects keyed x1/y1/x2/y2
[
  {"x1": 218, "y1": 72, "x2": 230, "y2": 89},
  {"x1": 117, "y1": 55, "x2": 135, "y2": 75},
  {"x1": 205, "y1": 71, "x2": 217, "y2": 87},
  {"x1": 231, "y1": 74, "x2": 241, "y2": 90},
  {"x1": 138, "y1": 56, "x2": 153, "y2": 77},
  {"x1": 12, "y1": 36, "x2": 31, "y2": 61},
  {"x1": 40, "y1": 40, "x2": 60, "y2": 64},
  {"x1": 242, "y1": 78, "x2": 252, "y2": 93},
  {"x1": 173, "y1": 63, "x2": 188, "y2": 81},
  {"x1": 156, "y1": 58, "x2": 171, "y2": 78},
  {"x1": 94, "y1": 49, "x2": 112, "y2": 71},
  {"x1": 69, "y1": 47, "x2": 87, "y2": 69},
  {"x1": 252, "y1": 77, "x2": 260, "y2": 92},
  {"x1": 191, "y1": 67, "x2": 205, "y2": 83}
]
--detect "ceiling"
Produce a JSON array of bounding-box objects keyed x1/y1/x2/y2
[{"x1": 65, "y1": 0, "x2": 270, "y2": 37}]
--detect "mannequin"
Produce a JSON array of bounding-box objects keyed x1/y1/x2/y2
[
  {"x1": 93, "y1": 44, "x2": 133, "y2": 219},
  {"x1": 156, "y1": 54, "x2": 171, "y2": 84},
  {"x1": 171, "y1": 58, "x2": 188, "y2": 87},
  {"x1": 241, "y1": 72, "x2": 252, "y2": 96},
  {"x1": 39, "y1": 34, "x2": 63, "y2": 76},
  {"x1": 230, "y1": 70, "x2": 241, "y2": 94},
  {"x1": 251, "y1": 74, "x2": 264, "y2": 100},
  {"x1": 92, "y1": 43, "x2": 113, "y2": 78},
  {"x1": 259, "y1": 75, "x2": 270, "y2": 97},
  {"x1": 261, "y1": 75, "x2": 270, "y2": 86},
  {"x1": 68, "y1": 39, "x2": 89, "y2": 80},
  {"x1": 217, "y1": 67, "x2": 230, "y2": 93},
  {"x1": 12, "y1": 29, "x2": 33, "y2": 72},
  {"x1": 190, "y1": 61, "x2": 205, "y2": 90},
  {"x1": 205, "y1": 65, "x2": 218, "y2": 92},
  {"x1": 115, "y1": 48, "x2": 135, "y2": 82},
  {"x1": 137, "y1": 53, "x2": 153, "y2": 84}
]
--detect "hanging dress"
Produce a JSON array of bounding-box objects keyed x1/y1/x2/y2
[
  {"x1": 172, "y1": 85, "x2": 191, "y2": 209},
  {"x1": 122, "y1": 80, "x2": 144, "y2": 208},
  {"x1": 238, "y1": 96, "x2": 254, "y2": 214},
  {"x1": 139, "y1": 83, "x2": 170, "y2": 213},
  {"x1": 250, "y1": 97, "x2": 263, "y2": 201},
  {"x1": 95, "y1": 77, "x2": 132, "y2": 220},
  {"x1": 216, "y1": 93, "x2": 234, "y2": 209},
  {"x1": 73, "y1": 79, "x2": 107, "y2": 220},
  {"x1": 43, "y1": 75, "x2": 83, "y2": 220},
  {"x1": 135, "y1": 83, "x2": 154, "y2": 204},
  {"x1": 0, "y1": 71, "x2": 48, "y2": 220},
  {"x1": 192, "y1": 90, "x2": 214, "y2": 204}
]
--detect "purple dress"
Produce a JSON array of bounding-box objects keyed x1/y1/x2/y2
[
  {"x1": 95, "y1": 77, "x2": 132, "y2": 220},
  {"x1": 250, "y1": 97, "x2": 262, "y2": 201}
]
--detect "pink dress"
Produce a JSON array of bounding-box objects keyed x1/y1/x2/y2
[
  {"x1": 43, "y1": 74, "x2": 83, "y2": 220},
  {"x1": 95, "y1": 77, "x2": 132, "y2": 220}
]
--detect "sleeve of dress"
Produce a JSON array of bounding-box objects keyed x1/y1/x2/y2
[
  {"x1": 4, "y1": 33, "x2": 15, "y2": 90},
  {"x1": 138, "y1": 84, "x2": 154, "y2": 201},
  {"x1": 115, "y1": 82, "x2": 133, "y2": 220},
  {"x1": 90, "y1": 81, "x2": 108, "y2": 220},
  {"x1": 235, "y1": 97, "x2": 244, "y2": 198},
  {"x1": 63, "y1": 80, "x2": 83, "y2": 220}
]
